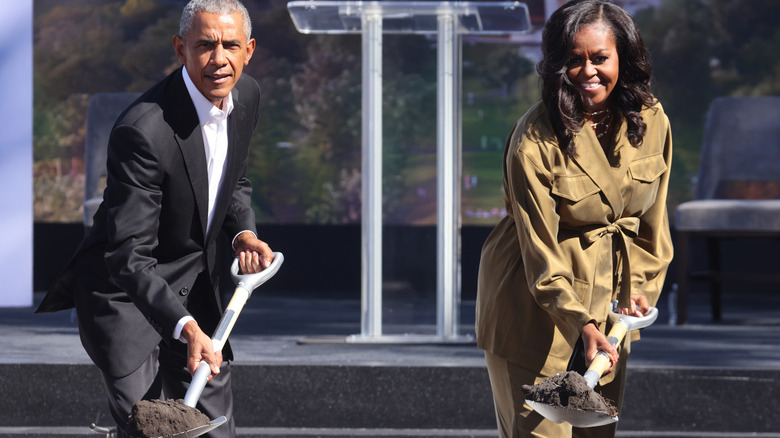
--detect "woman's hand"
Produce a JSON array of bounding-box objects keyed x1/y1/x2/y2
[
  {"x1": 581, "y1": 321, "x2": 619, "y2": 374},
  {"x1": 619, "y1": 294, "x2": 650, "y2": 317}
]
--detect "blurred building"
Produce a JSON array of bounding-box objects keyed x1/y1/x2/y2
[{"x1": 463, "y1": 0, "x2": 662, "y2": 63}]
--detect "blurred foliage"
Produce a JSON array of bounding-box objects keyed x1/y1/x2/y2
[
  {"x1": 633, "y1": 0, "x2": 780, "y2": 210},
  {"x1": 32, "y1": 0, "x2": 780, "y2": 225},
  {"x1": 34, "y1": 159, "x2": 86, "y2": 222}
]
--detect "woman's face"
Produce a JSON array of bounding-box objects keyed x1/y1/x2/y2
[{"x1": 566, "y1": 22, "x2": 619, "y2": 112}]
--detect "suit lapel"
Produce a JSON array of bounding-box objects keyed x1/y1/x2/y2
[
  {"x1": 572, "y1": 124, "x2": 625, "y2": 219},
  {"x1": 179, "y1": 134, "x2": 210, "y2": 241},
  {"x1": 167, "y1": 70, "x2": 209, "y2": 240}
]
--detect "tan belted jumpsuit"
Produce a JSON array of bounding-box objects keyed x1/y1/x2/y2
[{"x1": 476, "y1": 101, "x2": 674, "y2": 438}]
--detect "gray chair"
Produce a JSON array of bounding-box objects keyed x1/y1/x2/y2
[
  {"x1": 675, "y1": 96, "x2": 780, "y2": 324},
  {"x1": 83, "y1": 93, "x2": 140, "y2": 230}
]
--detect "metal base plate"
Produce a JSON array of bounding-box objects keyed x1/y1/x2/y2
[{"x1": 297, "y1": 334, "x2": 475, "y2": 345}]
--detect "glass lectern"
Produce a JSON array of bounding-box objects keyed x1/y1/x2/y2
[{"x1": 288, "y1": 1, "x2": 531, "y2": 343}]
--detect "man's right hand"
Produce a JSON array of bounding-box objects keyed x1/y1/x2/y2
[{"x1": 180, "y1": 320, "x2": 222, "y2": 380}]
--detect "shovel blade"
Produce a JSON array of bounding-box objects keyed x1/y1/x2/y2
[
  {"x1": 170, "y1": 416, "x2": 227, "y2": 438},
  {"x1": 526, "y1": 399, "x2": 618, "y2": 428}
]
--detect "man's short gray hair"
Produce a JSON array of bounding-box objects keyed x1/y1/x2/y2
[{"x1": 180, "y1": 0, "x2": 252, "y2": 42}]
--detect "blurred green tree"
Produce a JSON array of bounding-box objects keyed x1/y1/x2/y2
[
  {"x1": 634, "y1": 0, "x2": 780, "y2": 208},
  {"x1": 32, "y1": 0, "x2": 780, "y2": 223}
]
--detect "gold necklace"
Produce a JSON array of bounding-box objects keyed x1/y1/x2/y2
[
  {"x1": 585, "y1": 108, "x2": 609, "y2": 117},
  {"x1": 588, "y1": 109, "x2": 611, "y2": 139}
]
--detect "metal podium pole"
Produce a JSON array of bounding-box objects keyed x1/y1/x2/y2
[
  {"x1": 436, "y1": 9, "x2": 462, "y2": 340},
  {"x1": 360, "y1": 7, "x2": 383, "y2": 339}
]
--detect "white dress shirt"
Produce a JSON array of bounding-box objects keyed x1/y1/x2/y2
[
  {"x1": 182, "y1": 65, "x2": 233, "y2": 233},
  {"x1": 174, "y1": 67, "x2": 232, "y2": 342}
]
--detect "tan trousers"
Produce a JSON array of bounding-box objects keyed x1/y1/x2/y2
[{"x1": 484, "y1": 351, "x2": 627, "y2": 438}]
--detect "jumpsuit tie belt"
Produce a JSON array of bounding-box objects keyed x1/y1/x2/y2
[{"x1": 582, "y1": 217, "x2": 640, "y2": 309}]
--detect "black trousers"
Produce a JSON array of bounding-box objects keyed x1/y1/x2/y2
[{"x1": 99, "y1": 272, "x2": 235, "y2": 438}]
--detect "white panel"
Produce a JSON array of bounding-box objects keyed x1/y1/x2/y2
[{"x1": 0, "y1": 0, "x2": 33, "y2": 307}]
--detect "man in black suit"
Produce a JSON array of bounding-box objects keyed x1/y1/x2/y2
[{"x1": 36, "y1": 1, "x2": 272, "y2": 436}]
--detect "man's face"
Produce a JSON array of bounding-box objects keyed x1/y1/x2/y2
[{"x1": 174, "y1": 11, "x2": 255, "y2": 108}]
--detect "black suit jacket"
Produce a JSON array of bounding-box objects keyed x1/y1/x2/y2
[{"x1": 37, "y1": 68, "x2": 261, "y2": 378}]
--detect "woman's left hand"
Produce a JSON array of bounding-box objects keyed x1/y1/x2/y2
[{"x1": 619, "y1": 294, "x2": 650, "y2": 317}]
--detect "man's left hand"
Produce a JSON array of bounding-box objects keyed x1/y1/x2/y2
[{"x1": 233, "y1": 231, "x2": 274, "y2": 274}]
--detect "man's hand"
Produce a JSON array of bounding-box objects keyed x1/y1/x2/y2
[
  {"x1": 180, "y1": 320, "x2": 222, "y2": 381},
  {"x1": 581, "y1": 321, "x2": 619, "y2": 374},
  {"x1": 233, "y1": 231, "x2": 274, "y2": 274}
]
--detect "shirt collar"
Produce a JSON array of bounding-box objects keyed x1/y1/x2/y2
[{"x1": 181, "y1": 66, "x2": 234, "y2": 125}]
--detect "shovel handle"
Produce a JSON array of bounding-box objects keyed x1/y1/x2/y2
[
  {"x1": 611, "y1": 304, "x2": 659, "y2": 331},
  {"x1": 582, "y1": 306, "x2": 658, "y2": 388},
  {"x1": 230, "y1": 252, "x2": 284, "y2": 294},
  {"x1": 183, "y1": 252, "x2": 285, "y2": 408}
]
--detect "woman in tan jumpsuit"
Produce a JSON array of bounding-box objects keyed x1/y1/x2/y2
[{"x1": 475, "y1": 1, "x2": 673, "y2": 437}]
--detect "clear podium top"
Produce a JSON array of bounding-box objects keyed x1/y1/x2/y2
[{"x1": 287, "y1": 1, "x2": 531, "y2": 35}]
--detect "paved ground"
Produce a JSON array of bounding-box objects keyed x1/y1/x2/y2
[
  {"x1": 3, "y1": 284, "x2": 780, "y2": 370},
  {"x1": 2, "y1": 284, "x2": 780, "y2": 437}
]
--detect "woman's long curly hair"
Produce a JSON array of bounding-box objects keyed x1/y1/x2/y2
[{"x1": 537, "y1": 0, "x2": 656, "y2": 157}]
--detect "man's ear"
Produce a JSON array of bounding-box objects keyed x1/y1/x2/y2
[
  {"x1": 173, "y1": 35, "x2": 186, "y2": 64},
  {"x1": 244, "y1": 38, "x2": 256, "y2": 65}
]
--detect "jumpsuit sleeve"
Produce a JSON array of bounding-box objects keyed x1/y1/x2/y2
[
  {"x1": 505, "y1": 126, "x2": 595, "y2": 344},
  {"x1": 629, "y1": 111, "x2": 674, "y2": 307}
]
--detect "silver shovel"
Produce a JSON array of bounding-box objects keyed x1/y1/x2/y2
[
  {"x1": 180, "y1": 253, "x2": 284, "y2": 434},
  {"x1": 525, "y1": 303, "x2": 658, "y2": 428},
  {"x1": 91, "y1": 253, "x2": 284, "y2": 438}
]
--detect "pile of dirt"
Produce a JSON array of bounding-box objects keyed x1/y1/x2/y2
[
  {"x1": 522, "y1": 371, "x2": 619, "y2": 417},
  {"x1": 125, "y1": 399, "x2": 210, "y2": 438}
]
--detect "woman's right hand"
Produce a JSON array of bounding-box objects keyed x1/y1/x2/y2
[{"x1": 581, "y1": 321, "x2": 619, "y2": 374}]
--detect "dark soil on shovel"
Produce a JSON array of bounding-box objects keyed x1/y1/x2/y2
[
  {"x1": 126, "y1": 399, "x2": 210, "y2": 438},
  {"x1": 522, "y1": 371, "x2": 619, "y2": 417}
]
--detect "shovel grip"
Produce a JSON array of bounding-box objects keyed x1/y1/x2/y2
[{"x1": 230, "y1": 252, "x2": 284, "y2": 293}]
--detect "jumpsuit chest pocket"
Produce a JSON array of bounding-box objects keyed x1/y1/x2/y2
[
  {"x1": 628, "y1": 153, "x2": 667, "y2": 212},
  {"x1": 552, "y1": 173, "x2": 603, "y2": 222},
  {"x1": 629, "y1": 153, "x2": 667, "y2": 182},
  {"x1": 552, "y1": 173, "x2": 600, "y2": 202}
]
